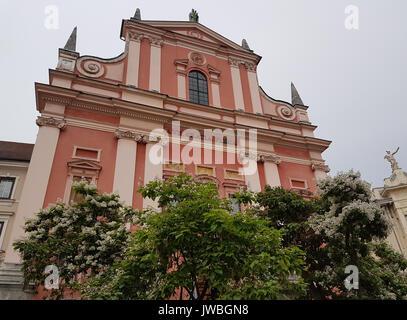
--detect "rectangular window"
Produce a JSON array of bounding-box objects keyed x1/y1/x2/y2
[
  {"x1": 229, "y1": 194, "x2": 240, "y2": 215},
  {"x1": 0, "y1": 218, "x2": 7, "y2": 248},
  {"x1": 291, "y1": 179, "x2": 306, "y2": 189},
  {"x1": 69, "y1": 176, "x2": 92, "y2": 203},
  {"x1": 0, "y1": 221, "x2": 4, "y2": 238},
  {"x1": 0, "y1": 177, "x2": 16, "y2": 199},
  {"x1": 73, "y1": 146, "x2": 101, "y2": 162}
]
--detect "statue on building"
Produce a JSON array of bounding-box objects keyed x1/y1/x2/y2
[
  {"x1": 189, "y1": 9, "x2": 199, "y2": 22},
  {"x1": 385, "y1": 147, "x2": 400, "y2": 172}
]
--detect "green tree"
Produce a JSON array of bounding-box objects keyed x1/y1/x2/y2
[
  {"x1": 236, "y1": 186, "x2": 325, "y2": 298},
  {"x1": 81, "y1": 174, "x2": 306, "y2": 300},
  {"x1": 14, "y1": 180, "x2": 135, "y2": 299}
]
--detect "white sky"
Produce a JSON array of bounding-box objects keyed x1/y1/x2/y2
[{"x1": 0, "y1": 0, "x2": 406, "y2": 187}]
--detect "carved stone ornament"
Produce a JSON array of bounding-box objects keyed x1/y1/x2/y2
[
  {"x1": 135, "y1": 134, "x2": 148, "y2": 144},
  {"x1": 187, "y1": 30, "x2": 203, "y2": 39},
  {"x1": 77, "y1": 59, "x2": 105, "y2": 78},
  {"x1": 311, "y1": 161, "x2": 330, "y2": 173},
  {"x1": 127, "y1": 31, "x2": 144, "y2": 42},
  {"x1": 384, "y1": 147, "x2": 400, "y2": 173},
  {"x1": 114, "y1": 130, "x2": 137, "y2": 140},
  {"x1": 257, "y1": 154, "x2": 282, "y2": 165},
  {"x1": 228, "y1": 57, "x2": 240, "y2": 67},
  {"x1": 189, "y1": 52, "x2": 206, "y2": 66},
  {"x1": 149, "y1": 37, "x2": 164, "y2": 47},
  {"x1": 237, "y1": 151, "x2": 261, "y2": 162},
  {"x1": 244, "y1": 62, "x2": 256, "y2": 72},
  {"x1": 36, "y1": 116, "x2": 67, "y2": 130},
  {"x1": 277, "y1": 105, "x2": 296, "y2": 121}
]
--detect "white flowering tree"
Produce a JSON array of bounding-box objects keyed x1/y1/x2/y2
[
  {"x1": 14, "y1": 180, "x2": 135, "y2": 299},
  {"x1": 307, "y1": 170, "x2": 407, "y2": 299}
]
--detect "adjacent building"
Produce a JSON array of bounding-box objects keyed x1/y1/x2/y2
[
  {"x1": 373, "y1": 149, "x2": 407, "y2": 257},
  {"x1": 0, "y1": 141, "x2": 33, "y2": 299}
]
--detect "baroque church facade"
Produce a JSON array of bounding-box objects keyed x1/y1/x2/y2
[{"x1": 0, "y1": 9, "x2": 332, "y2": 298}]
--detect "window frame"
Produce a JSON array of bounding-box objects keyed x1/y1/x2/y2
[
  {"x1": 228, "y1": 193, "x2": 240, "y2": 215},
  {"x1": 188, "y1": 70, "x2": 209, "y2": 106},
  {"x1": 0, "y1": 176, "x2": 16, "y2": 200},
  {"x1": 0, "y1": 216, "x2": 9, "y2": 249}
]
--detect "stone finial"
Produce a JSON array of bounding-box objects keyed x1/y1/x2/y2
[
  {"x1": 189, "y1": 9, "x2": 199, "y2": 22},
  {"x1": 241, "y1": 39, "x2": 250, "y2": 50},
  {"x1": 132, "y1": 8, "x2": 141, "y2": 20},
  {"x1": 63, "y1": 27, "x2": 77, "y2": 52},
  {"x1": 291, "y1": 82, "x2": 304, "y2": 106}
]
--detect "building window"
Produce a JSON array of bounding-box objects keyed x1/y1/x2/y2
[
  {"x1": 69, "y1": 176, "x2": 92, "y2": 203},
  {"x1": 188, "y1": 71, "x2": 209, "y2": 105},
  {"x1": 0, "y1": 177, "x2": 15, "y2": 199},
  {"x1": 0, "y1": 221, "x2": 4, "y2": 237},
  {"x1": 229, "y1": 194, "x2": 240, "y2": 215},
  {"x1": 0, "y1": 217, "x2": 8, "y2": 248}
]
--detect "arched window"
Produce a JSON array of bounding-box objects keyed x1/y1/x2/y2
[{"x1": 188, "y1": 71, "x2": 209, "y2": 105}]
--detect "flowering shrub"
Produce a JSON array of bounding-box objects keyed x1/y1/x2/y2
[
  {"x1": 14, "y1": 179, "x2": 136, "y2": 299},
  {"x1": 306, "y1": 170, "x2": 407, "y2": 299}
]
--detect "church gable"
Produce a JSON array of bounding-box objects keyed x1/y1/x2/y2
[{"x1": 138, "y1": 21, "x2": 250, "y2": 53}]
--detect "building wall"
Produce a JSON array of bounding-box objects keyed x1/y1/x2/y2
[{"x1": 0, "y1": 160, "x2": 29, "y2": 261}]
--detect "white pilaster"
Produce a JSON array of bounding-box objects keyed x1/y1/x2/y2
[
  {"x1": 125, "y1": 32, "x2": 142, "y2": 86},
  {"x1": 211, "y1": 82, "x2": 221, "y2": 107},
  {"x1": 177, "y1": 74, "x2": 187, "y2": 99},
  {"x1": 247, "y1": 70, "x2": 263, "y2": 114},
  {"x1": 149, "y1": 39, "x2": 162, "y2": 92},
  {"x1": 244, "y1": 169, "x2": 261, "y2": 192},
  {"x1": 143, "y1": 142, "x2": 163, "y2": 209},
  {"x1": 113, "y1": 131, "x2": 137, "y2": 205},
  {"x1": 311, "y1": 161, "x2": 330, "y2": 182},
  {"x1": 264, "y1": 161, "x2": 281, "y2": 187},
  {"x1": 229, "y1": 59, "x2": 245, "y2": 110},
  {"x1": 4, "y1": 117, "x2": 65, "y2": 264}
]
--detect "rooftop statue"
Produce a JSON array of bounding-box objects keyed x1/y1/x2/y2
[
  {"x1": 385, "y1": 147, "x2": 400, "y2": 172},
  {"x1": 189, "y1": 9, "x2": 199, "y2": 22}
]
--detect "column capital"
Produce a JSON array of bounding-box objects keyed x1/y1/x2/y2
[
  {"x1": 228, "y1": 57, "x2": 241, "y2": 67},
  {"x1": 148, "y1": 36, "x2": 164, "y2": 48},
  {"x1": 127, "y1": 31, "x2": 144, "y2": 42},
  {"x1": 311, "y1": 161, "x2": 330, "y2": 173},
  {"x1": 114, "y1": 129, "x2": 137, "y2": 140},
  {"x1": 244, "y1": 62, "x2": 257, "y2": 72},
  {"x1": 36, "y1": 116, "x2": 66, "y2": 130},
  {"x1": 135, "y1": 134, "x2": 148, "y2": 144},
  {"x1": 114, "y1": 130, "x2": 149, "y2": 144},
  {"x1": 257, "y1": 153, "x2": 282, "y2": 165}
]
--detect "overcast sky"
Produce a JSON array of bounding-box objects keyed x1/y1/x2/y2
[{"x1": 0, "y1": 0, "x2": 405, "y2": 187}]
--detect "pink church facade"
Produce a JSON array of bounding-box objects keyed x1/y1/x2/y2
[{"x1": 3, "y1": 9, "x2": 331, "y2": 267}]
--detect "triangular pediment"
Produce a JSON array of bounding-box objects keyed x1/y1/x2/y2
[
  {"x1": 140, "y1": 21, "x2": 249, "y2": 53},
  {"x1": 67, "y1": 160, "x2": 102, "y2": 171}
]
